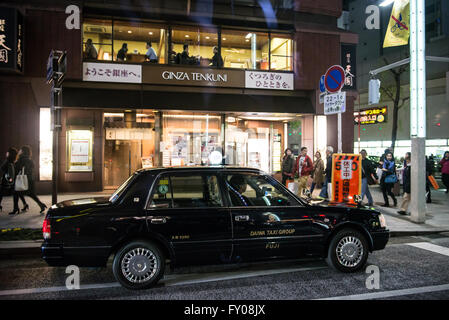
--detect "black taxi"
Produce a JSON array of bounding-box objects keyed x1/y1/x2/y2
[{"x1": 41, "y1": 166, "x2": 389, "y2": 289}]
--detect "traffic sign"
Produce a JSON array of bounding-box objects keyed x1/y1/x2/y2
[
  {"x1": 324, "y1": 65, "x2": 345, "y2": 93},
  {"x1": 324, "y1": 91, "x2": 346, "y2": 115},
  {"x1": 319, "y1": 75, "x2": 325, "y2": 93}
]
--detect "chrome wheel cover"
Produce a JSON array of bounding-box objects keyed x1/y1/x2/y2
[
  {"x1": 336, "y1": 236, "x2": 364, "y2": 268},
  {"x1": 121, "y1": 247, "x2": 158, "y2": 283}
]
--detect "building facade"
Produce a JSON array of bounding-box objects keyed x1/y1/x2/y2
[{"x1": 0, "y1": 0, "x2": 358, "y2": 193}]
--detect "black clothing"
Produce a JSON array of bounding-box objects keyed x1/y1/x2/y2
[
  {"x1": 211, "y1": 53, "x2": 223, "y2": 68},
  {"x1": 403, "y1": 163, "x2": 411, "y2": 193},
  {"x1": 361, "y1": 158, "x2": 376, "y2": 183},
  {"x1": 325, "y1": 155, "x2": 332, "y2": 178},
  {"x1": 179, "y1": 51, "x2": 197, "y2": 65},
  {"x1": 13, "y1": 155, "x2": 45, "y2": 211},
  {"x1": 117, "y1": 48, "x2": 127, "y2": 61},
  {"x1": 380, "y1": 159, "x2": 397, "y2": 206},
  {"x1": 85, "y1": 45, "x2": 97, "y2": 60},
  {"x1": 281, "y1": 155, "x2": 295, "y2": 185}
]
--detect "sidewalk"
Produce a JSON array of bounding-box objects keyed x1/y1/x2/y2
[{"x1": 0, "y1": 186, "x2": 448, "y2": 238}]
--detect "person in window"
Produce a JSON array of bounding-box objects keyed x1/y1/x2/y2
[
  {"x1": 210, "y1": 46, "x2": 223, "y2": 68},
  {"x1": 84, "y1": 39, "x2": 98, "y2": 60},
  {"x1": 145, "y1": 41, "x2": 158, "y2": 63},
  {"x1": 117, "y1": 43, "x2": 128, "y2": 62},
  {"x1": 180, "y1": 44, "x2": 198, "y2": 65},
  {"x1": 228, "y1": 175, "x2": 251, "y2": 206}
]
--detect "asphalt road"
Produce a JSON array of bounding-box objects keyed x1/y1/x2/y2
[{"x1": 1, "y1": 234, "x2": 449, "y2": 300}]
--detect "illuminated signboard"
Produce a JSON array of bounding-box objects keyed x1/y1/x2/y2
[
  {"x1": 354, "y1": 106, "x2": 388, "y2": 125},
  {"x1": 0, "y1": 7, "x2": 23, "y2": 73}
]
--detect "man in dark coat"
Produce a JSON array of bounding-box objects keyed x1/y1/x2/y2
[{"x1": 398, "y1": 152, "x2": 411, "y2": 215}]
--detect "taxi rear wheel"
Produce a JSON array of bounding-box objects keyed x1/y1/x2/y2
[
  {"x1": 112, "y1": 240, "x2": 165, "y2": 290},
  {"x1": 326, "y1": 229, "x2": 369, "y2": 273}
]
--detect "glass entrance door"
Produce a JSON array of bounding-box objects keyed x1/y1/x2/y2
[{"x1": 104, "y1": 140, "x2": 142, "y2": 189}]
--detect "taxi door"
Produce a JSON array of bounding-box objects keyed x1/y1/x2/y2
[
  {"x1": 146, "y1": 173, "x2": 232, "y2": 265},
  {"x1": 224, "y1": 172, "x2": 317, "y2": 261}
]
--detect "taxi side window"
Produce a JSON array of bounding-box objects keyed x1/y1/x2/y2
[
  {"x1": 170, "y1": 175, "x2": 223, "y2": 208},
  {"x1": 149, "y1": 176, "x2": 173, "y2": 208},
  {"x1": 149, "y1": 174, "x2": 223, "y2": 209},
  {"x1": 225, "y1": 173, "x2": 299, "y2": 207}
]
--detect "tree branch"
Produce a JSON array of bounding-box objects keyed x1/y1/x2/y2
[{"x1": 380, "y1": 86, "x2": 394, "y2": 101}]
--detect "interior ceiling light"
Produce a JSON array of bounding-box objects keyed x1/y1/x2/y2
[
  {"x1": 185, "y1": 34, "x2": 190, "y2": 38},
  {"x1": 127, "y1": 30, "x2": 132, "y2": 33},
  {"x1": 222, "y1": 37, "x2": 226, "y2": 40},
  {"x1": 149, "y1": 32, "x2": 153, "y2": 35}
]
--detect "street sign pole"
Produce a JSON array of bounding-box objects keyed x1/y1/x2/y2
[
  {"x1": 409, "y1": 0, "x2": 426, "y2": 223},
  {"x1": 47, "y1": 50, "x2": 66, "y2": 205},
  {"x1": 338, "y1": 112, "x2": 342, "y2": 153}
]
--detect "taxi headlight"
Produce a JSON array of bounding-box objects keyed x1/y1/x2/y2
[{"x1": 379, "y1": 213, "x2": 387, "y2": 228}]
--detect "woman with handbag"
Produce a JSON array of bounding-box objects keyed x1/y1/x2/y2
[
  {"x1": 9, "y1": 146, "x2": 47, "y2": 215},
  {"x1": 381, "y1": 152, "x2": 397, "y2": 207},
  {"x1": 1, "y1": 147, "x2": 26, "y2": 212},
  {"x1": 281, "y1": 148, "x2": 295, "y2": 186}
]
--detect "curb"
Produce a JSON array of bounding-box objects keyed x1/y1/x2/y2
[{"x1": 389, "y1": 230, "x2": 449, "y2": 237}]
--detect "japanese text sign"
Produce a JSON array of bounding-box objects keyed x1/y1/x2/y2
[
  {"x1": 331, "y1": 154, "x2": 361, "y2": 205},
  {"x1": 0, "y1": 7, "x2": 23, "y2": 73},
  {"x1": 354, "y1": 106, "x2": 388, "y2": 125},
  {"x1": 245, "y1": 71, "x2": 293, "y2": 90},
  {"x1": 324, "y1": 91, "x2": 346, "y2": 115},
  {"x1": 83, "y1": 62, "x2": 142, "y2": 83}
]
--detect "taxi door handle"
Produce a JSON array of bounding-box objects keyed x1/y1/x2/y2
[
  {"x1": 235, "y1": 215, "x2": 250, "y2": 222},
  {"x1": 148, "y1": 216, "x2": 169, "y2": 224}
]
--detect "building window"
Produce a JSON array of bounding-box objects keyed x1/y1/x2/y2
[
  {"x1": 162, "y1": 112, "x2": 222, "y2": 166},
  {"x1": 82, "y1": 18, "x2": 113, "y2": 61},
  {"x1": 39, "y1": 108, "x2": 52, "y2": 181},
  {"x1": 113, "y1": 21, "x2": 166, "y2": 63},
  {"x1": 170, "y1": 26, "x2": 219, "y2": 66},
  {"x1": 221, "y1": 30, "x2": 269, "y2": 70},
  {"x1": 270, "y1": 34, "x2": 293, "y2": 71}
]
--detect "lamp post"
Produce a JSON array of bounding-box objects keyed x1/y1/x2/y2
[{"x1": 409, "y1": 0, "x2": 426, "y2": 223}]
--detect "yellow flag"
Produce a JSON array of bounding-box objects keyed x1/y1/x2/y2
[{"x1": 383, "y1": 0, "x2": 410, "y2": 48}]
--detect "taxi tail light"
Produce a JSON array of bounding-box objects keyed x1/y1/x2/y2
[{"x1": 43, "y1": 217, "x2": 51, "y2": 240}]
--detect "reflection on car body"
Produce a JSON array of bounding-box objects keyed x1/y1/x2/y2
[{"x1": 41, "y1": 166, "x2": 389, "y2": 290}]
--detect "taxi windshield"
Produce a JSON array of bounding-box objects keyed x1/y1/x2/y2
[{"x1": 109, "y1": 174, "x2": 137, "y2": 203}]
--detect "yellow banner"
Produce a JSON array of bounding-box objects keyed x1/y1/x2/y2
[{"x1": 383, "y1": 0, "x2": 410, "y2": 48}]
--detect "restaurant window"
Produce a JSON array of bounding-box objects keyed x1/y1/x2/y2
[
  {"x1": 270, "y1": 34, "x2": 293, "y2": 71},
  {"x1": 162, "y1": 112, "x2": 222, "y2": 166},
  {"x1": 82, "y1": 18, "x2": 113, "y2": 61},
  {"x1": 170, "y1": 26, "x2": 219, "y2": 66},
  {"x1": 220, "y1": 30, "x2": 269, "y2": 70},
  {"x1": 112, "y1": 21, "x2": 166, "y2": 63}
]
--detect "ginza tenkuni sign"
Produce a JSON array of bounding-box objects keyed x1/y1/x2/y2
[
  {"x1": 162, "y1": 71, "x2": 227, "y2": 82},
  {"x1": 83, "y1": 62, "x2": 293, "y2": 90}
]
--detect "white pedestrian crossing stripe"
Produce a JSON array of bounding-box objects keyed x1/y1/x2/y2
[{"x1": 407, "y1": 242, "x2": 449, "y2": 257}]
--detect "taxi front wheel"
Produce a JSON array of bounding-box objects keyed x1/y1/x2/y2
[
  {"x1": 112, "y1": 240, "x2": 165, "y2": 290},
  {"x1": 326, "y1": 229, "x2": 369, "y2": 273}
]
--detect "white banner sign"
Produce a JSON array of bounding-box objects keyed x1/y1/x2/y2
[
  {"x1": 83, "y1": 62, "x2": 142, "y2": 83},
  {"x1": 324, "y1": 91, "x2": 346, "y2": 115},
  {"x1": 245, "y1": 71, "x2": 293, "y2": 90}
]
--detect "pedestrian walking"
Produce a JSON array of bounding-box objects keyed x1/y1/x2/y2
[
  {"x1": 310, "y1": 151, "x2": 324, "y2": 195},
  {"x1": 319, "y1": 146, "x2": 334, "y2": 199},
  {"x1": 281, "y1": 148, "x2": 295, "y2": 186},
  {"x1": 380, "y1": 151, "x2": 397, "y2": 207},
  {"x1": 440, "y1": 151, "x2": 449, "y2": 193},
  {"x1": 9, "y1": 146, "x2": 47, "y2": 215},
  {"x1": 294, "y1": 147, "x2": 313, "y2": 197},
  {"x1": 360, "y1": 149, "x2": 377, "y2": 207},
  {"x1": 0, "y1": 147, "x2": 25, "y2": 212},
  {"x1": 398, "y1": 152, "x2": 411, "y2": 215}
]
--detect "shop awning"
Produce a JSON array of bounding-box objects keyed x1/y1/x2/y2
[{"x1": 62, "y1": 86, "x2": 315, "y2": 114}]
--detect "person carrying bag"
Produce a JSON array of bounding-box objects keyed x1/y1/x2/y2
[{"x1": 14, "y1": 166, "x2": 29, "y2": 192}]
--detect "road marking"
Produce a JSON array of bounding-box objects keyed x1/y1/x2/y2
[
  {"x1": 406, "y1": 242, "x2": 449, "y2": 257},
  {"x1": 317, "y1": 283, "x2": 449, "y2": 300},
  {"x1": 0, "y1": 265, "x2": 326, "y2": 297}
]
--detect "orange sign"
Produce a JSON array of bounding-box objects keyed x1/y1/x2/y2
[{"x1": 331, "y1": 154, "x2": 362, "y2": 205}]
